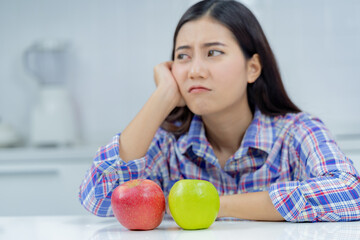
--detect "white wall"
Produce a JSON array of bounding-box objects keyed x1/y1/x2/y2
[
  {"x1": 1, "y1": 0, "x2": 359, "y2": 147},
  {"x1": 0, "y1": 0, "x2": 192, "y2": 146}
]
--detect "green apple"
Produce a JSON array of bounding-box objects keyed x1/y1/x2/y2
[{"x1": 168, "y1": 179, "x2": 220, "y2": 230}]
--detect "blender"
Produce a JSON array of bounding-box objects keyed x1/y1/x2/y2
[{"x1": 24, "y1": 40, "x2": 78, "y2": 147}]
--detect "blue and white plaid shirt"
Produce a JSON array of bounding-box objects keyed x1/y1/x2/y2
[{"x1": 79, "y1": 108, "x2": 360, "y2": 222}]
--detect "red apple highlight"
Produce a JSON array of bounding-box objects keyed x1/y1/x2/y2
[{"x1": 111, "y1": 179, "x2": 165, "y2": 230}]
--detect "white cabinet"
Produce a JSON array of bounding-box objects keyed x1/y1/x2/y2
[
  {"x1": 347, "y1": 151, "x2": 360, "y2": 173},
  {"x1": 0, "y1": 147, "x2": 96, "y2": 216}
]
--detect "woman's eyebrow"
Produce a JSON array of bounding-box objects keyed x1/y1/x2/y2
[
  {"x1": 203, "y1": 42, "x2": 227, "y2": 48},
  {"x1": 175, "y1": 42, "x2": 227, "y2": 52},
  {"x1": 175, "y1": 45, "x2": 191, "y2": 52}
]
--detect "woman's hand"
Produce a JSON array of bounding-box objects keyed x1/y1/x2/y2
[{"x1": 154, "y1": 61, "x2": 186, "y2": 108}]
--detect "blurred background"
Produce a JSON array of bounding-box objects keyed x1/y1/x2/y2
[{"x1": 0, "y1": 0, "x2": 359, "y2": 216}]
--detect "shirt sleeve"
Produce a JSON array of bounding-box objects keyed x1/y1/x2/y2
[
  {"x1": 78, "y1": 129, "x2": 172, "y2": 217},
  {"x1": 269, "y1": 113, "x2": 360, "y2": 222}
]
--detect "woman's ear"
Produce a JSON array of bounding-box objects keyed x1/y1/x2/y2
[{"x1": 247, "y1": 54, "x2": 262, "y2": 84}]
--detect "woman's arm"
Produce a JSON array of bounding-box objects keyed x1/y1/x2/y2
[
  {"x1": 79, "y1": 62, "x2": 184, "y2": 216},
  {"x1": 217, "y1": 114, "x2": 360, "y2": 222},
  {"x1": 218, "y1": 191, "x2": 284, "y2": 221},
  {"x1": 268, "y1": 114, "x2": 360, "y2": 222}
]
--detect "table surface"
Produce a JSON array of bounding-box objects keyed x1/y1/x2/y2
[{"x1": 1, "y1": 215, "x2": 360, "y2": 240}]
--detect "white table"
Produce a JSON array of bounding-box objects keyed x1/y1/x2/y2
[{"x1": 1, "y1": 215, "x2": 360, "y2": 240}]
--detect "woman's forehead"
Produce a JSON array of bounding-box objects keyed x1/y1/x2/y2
[{"x1": 175, "y1": 16, "x2": 236, "y2": 48}]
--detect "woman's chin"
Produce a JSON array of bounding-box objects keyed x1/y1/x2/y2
[{"x1": 187, "y1": 104, "x2": 214, "y2": 116}]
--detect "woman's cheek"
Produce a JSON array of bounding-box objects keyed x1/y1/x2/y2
[
  {"x1": 171, "y1": 64, "x2": 186, "y2": 84},
  {"x1": 171, "y1": 64, "x2": 179, "y2": 79}
]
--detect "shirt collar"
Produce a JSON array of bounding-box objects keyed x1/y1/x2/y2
[
  {"x1": 234, "y1": 108, "x2": 274, "y2": 159},
  {"x1": 178, "y1": 114, "x2": 209, "y2": 157},
  {"x1": 178, "y1": 108, "x2": 274, "y2": 159}
]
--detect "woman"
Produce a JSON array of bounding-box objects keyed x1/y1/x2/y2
[{"x1": 79, "y1": 0, "x2": 360, "y2": 222}]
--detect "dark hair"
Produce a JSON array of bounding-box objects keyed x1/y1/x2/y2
[{"x1": 161, "y1": 0, "x2": 300, "y2": 136}]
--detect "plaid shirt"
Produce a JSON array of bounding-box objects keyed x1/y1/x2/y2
[{"x1": 79, "y1": 108, "x2": 360, "y2": 222}]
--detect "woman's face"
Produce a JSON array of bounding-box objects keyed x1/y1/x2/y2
[{"x1": 172, "y1": 16, "x2": 259, "y2": 117}]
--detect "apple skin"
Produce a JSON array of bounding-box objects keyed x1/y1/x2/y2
[
  {"x1": 111, "y1": 179, "x2": 165, "y2": 230},
  {"x1": 169, "y1": 179, "x2": 220, "y2": 230}
]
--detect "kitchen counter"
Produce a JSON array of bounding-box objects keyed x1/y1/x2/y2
[
  {"x1": 0, "y1": 146, "x2": 96, "y2": 162},
  {"x1": 1, "y1": 215, "x2": 360, "y2": 240}
]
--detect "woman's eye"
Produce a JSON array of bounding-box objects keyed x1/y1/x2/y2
[
  {"x1": 177, "y1": 54, "x2": 189, "y2": 60},
  {"x1": 208, "y1": 50, "x2": 223, "y2": 57}
]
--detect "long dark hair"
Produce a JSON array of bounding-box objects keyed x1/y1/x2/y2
[{"x1": 161, "y1": 0, "x2": 300, "y2": 136}]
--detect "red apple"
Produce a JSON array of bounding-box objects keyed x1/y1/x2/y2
[{"x1": 111, "y1": 179, "x2": 165, "y2": 230}]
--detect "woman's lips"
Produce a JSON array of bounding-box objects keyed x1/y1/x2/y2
[{"x1": 188, "y1": 86, "x2": 211, "y2": 93}]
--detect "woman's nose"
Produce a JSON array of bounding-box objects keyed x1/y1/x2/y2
[{"x1": 188, "y1": 57, "x2": 208, "y2": 80}]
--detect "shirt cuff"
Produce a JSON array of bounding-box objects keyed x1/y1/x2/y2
[
  {"x1": 94, "y1": 133, "x2": 148, "y2": 199},
  {"x1": 269, "y1": 181, "x2": 315, "y2": 222}
]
